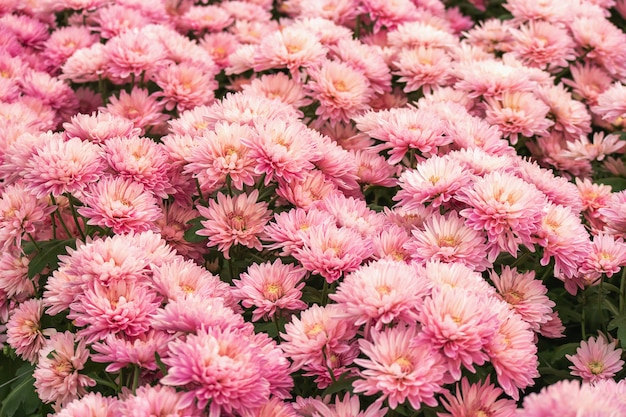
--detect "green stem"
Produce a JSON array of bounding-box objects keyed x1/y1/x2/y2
[
  {"x1": 50, "y1": 211, "x2": 57, "y2": 240},
  {"x1": 511, "y1": 251, "x2": 530, "y2": 268},
  {"x1": 581, "y1": 289, "x2": 587, "y2": 340},
  {"x1": 273, "y1": 311, "x2": 282, "y2": 337},
  {"x1": 66, "y1": 194, "x2": 86, "y2": 240},
  {"x1": 26, "y1": 232, "x2": 41, "y2": 252},
  {"x1": 321, "y1": 280, "x2": 329, "y2": 306},
  {"x1": 50, "y1": 195, "x2": 73, "y2": 238},
  {"x1": 195, "y1": 178, "x2": 205, "y2": 204},
  {"x1": 620, "y1": 267, "x2": 626, "y2": 314},
  {"x1": 131, "y1": 365, "x2": 140, "y2": 394},
  {"x1": 322, "y1": 348, "x2": 337, "y2": 384},
  {"x1": 90, "y1": 376, "x2": 119, "y2": 391}
]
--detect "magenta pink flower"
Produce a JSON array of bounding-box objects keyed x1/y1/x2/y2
[
  {"x1": 580, "y1": 234, "x2": 626, "y2": 279},
  {"x1": 119, "y1": 384, "x2": 198, "y2": 417},
  {"x1": 33, "y1": 331, "x2": 95, "y2": 407},
  {"x1": 91, "y1": 331, "x2": 173, "y2": 373},
  {"x1": 104, "y1": 29, "x2": 168, "y2": 81},
  {"x1": 103, "y1": 88, "x2": 168, "y2": 133},
  {"x1": 232, "y1": 259, "x2": 307, "y2": 322},
  {"x1": 78, "y1": 176, "x2": 162, "y2": 234},
  {"x1": 329, "y1": 259, "x2": 430, "y2": 331},
  {"x1": 567, "y1": 334, "x2": 624, "y2": 383},
  {"x1": 154, "y1": 61, "x2": 218, "y2": 112},
  {"x1": 353, "y1": 325, "x2": 447, "y2": 410},
  {"x1": 6, "y1": 298, "x2": 47, "y2": 363},
  {"x1": 439, "y1": 377, "x2": 516, "y2": 417},
  {"x1": 63, "y1": 112, "x2": 141, "y2": 144},
  {"x1": 263, "y1": 207, "x2": 334, "y2": 256},
  {"x1": 161, "y1": 326, "x2": 271, "y2": 415},
  {"x1": 196, "y1": 190, "x2": 271, "y2": 259},
  {"x1": 393, "y1": 46, "x2": 453, "y2": 94}
]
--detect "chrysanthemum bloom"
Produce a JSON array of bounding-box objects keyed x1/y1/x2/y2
[
  {"x1": 155, "y1": 203, "x2": 207, "y2": 262},
  {"x1": 63, "y1": 111, "x2": 141, "y2": 144},
  {"x1": 371, "y1": 224, "x2": 413, "y2": 262},
  {"x1": 392, "y1": 46, "x2": 453, "y2": 94},
  {"x1": 360, "y1": 0, "x2": 420, "y2": 32},
  {"x1": 196, "y1": 190, "x2": 270, "y2": 259},
  {"x1": 566, "y1": 334, "x2": 624, "y2": 383},
  {"x1": 486, "y1": 302, "x2": 539, "y2": 400},
  {"x1": 0, "y1": 182, "x2": 55, "y2": 251},
  {"x1": 0, "y1": 13, "x2": 49, "y2": 49},
  {"x1": 152, "y1": 296, "x2": 245, "y2": 334},
  {"x1": 439, "y1": 376, "x2": 516, "y2": 417},
  {"x1": 453, "y1": 59, "x2": 536, "y2": 99},
  {"x1": 177, "y1": 4, "x2": 233, "y2": 33},
  {"x1": 352, "y1": 149, "x2": 398, "y2": 188},
  {"x1": 394, "y1": 154, "x2": 472, "y2": 210},
  {"x1": 534, "y1": 203, "x2": 591, "y2": 281},
  {"x1": 579, "y1": 234, "x2": 626, "y2": 280},
  {"x1": 119, "y1": 384, "x2": 199, "y2": 417},
  {"x1": 330, "y1": 38, "x2": 391, "y2": 95},
  {"x1": 33, "y1": 331, "x2": 95, "y2": 407},
  {"x1": 184, "y1": 121, "x2": 257, "y2": 192},
  {"x1": 104, "y1": 29, "x2": 168, "y2": 81},
  {"x1": 151, "y1": 256, "x2": 233, "y2": 304},
  {"x1": 104, "y1": 136, "x2": 173, "y2": 199},
  {"x1": 415, "y1": 288, "x2": 498, "y2": 380},
  {"x1": 18, "y1": 70, "x2": 79, "y2": 123},
  {"x1": 508, "y1": 20, "x2": 576, "y2": 71},
  {"x1": 242, "y1": 118, "x2": 320, "y2": 185},
  {"x1": 483, "y1": 91, "x2": 553, "y2": 145},
  {"x1": 42, "y1": 26, "x2": 99, "y2": 74},
  {"x1": 406, "y1": 212, "x2": 492, "y2": 272},
  {"x1": 534, "y1": 83, "x2": 591, "y2": 141},
  {"x1": 0, "y1": 248, "x2": 34, "y2": 300},
  {"x1": 91, "y1": 330, "x2": 173, "y2": 373},
  {"x1": 599, "y1": 190, "x2": 626, "y2": 237},
  {"x1": 563, "y1": 63, "x2": 612, "y2": 104},
  {"x1": 253, "y1": 25, "x2": 327, "y2": 78},
  {"x1": 276, "y1": 170, "x2": 341, "y2": 210},
  {"x1": 539, "y1": 311, "x2": 565, "y2": 339},
  {"x1": 241, "y1": 72, "x2": 311, "y2": 111},
  {"x1": 232, "y1": 259, "x2": 307, "y2": 322},
  {"x1": 6, "y1": 298, "x2": 47, "y2": 363},
  {"x1": 263, "y1": 208, "x2": 334, "y2": 256},
  {"x1": 22, "y1": 136, "x2": 105, "y2": 199},
  {"x1": 294, "y1": 223, "x2": 373, "y2": 283},
  {"x1": 307, "y1": 59, "x2": 374, "y2": 127},
  {"x1": 68, "y1": 280, "x2": 160, "y2": 343},
  {"x1": 161, "y1": 326, "x2": 271, "y2": 415},
  {"x1": 103, "y1": 88, "x2": 168, "y2": 133},
  {"x1": 313, "y1": 193, "x2": 385, "y2": 238},
  {"x1": 422, "y1": 260, "x2": 496, "y2": 296},
  {"x1": 564, "y1": 132, "x2": 625, "y2": 163},
  {"x1": 456, "y1": 171, "x2": 546, "y2": 261},
  {"x1": 310, "y1": 132, "x2": 361, "y2": 196},
  {"x1": 91, "y1": 4, "x2": 151, "y2": 39},
  {"x1": 199, "y1": 32, "x2": 240, "y2": 69},
  {"x1": 330, "y1": 259, "x2": 430, "y2": 331},
  {"x1": 281, "y1": 304, "x2": 358, "y2": 371},
  {"x1": 60, "y1": 42, "x2": 108, "y2": 84},
  {"x1": 576, "y1": 178, "x2": 612, "y2": 230},
  {"x1": 154, "y1": 61, "x2": 218, "y2": 112},
  {"x1": 78, "y1": 176, "x2": 161, "y2": 234},
  {"x1": 489, "y1": 266, "x2": 554, "y2": 332},
  {"x1": 299, "y1": 0, "x2": 359, "y2": 25},
  {"x1": 54, "y1": 392, "x2": 120, "y2": 417},
  {"x1": 354, "y1": 325, "x2": 447, "y2": 410}
]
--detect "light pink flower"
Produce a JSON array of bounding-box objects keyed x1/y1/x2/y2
[
  {"x1": 91, "y1": 331, "x2": 173, "y2": 373},
  {"x1": 78, "y1": 176, "x2": 161, "y2": 234},
  {"x1": 276, "y1": 170, "x2": 341, "y2": 210},
  {"x1": 353, "y1": 325, "x2": 447, "y2": 410},
  {"x1": 6, "y1": 298, "x2": 47, "y2": 363},
  {"x1": 360, "y1": 0, "x2": 420, "y2": 32},
  {"x1": 567, "y1": 334, "x2": 624, "y2": 383},
  {"x1": 103, "y1": 88, "x2": 169, "y2": 133},
  {"x1": 54, "y1": 392, "x2": 120, "y2": 417},
  {"x1": 34, "y1": 331, "x2": 95, "y2": 407},
  {"x1": 263, "y1": 207, "x2": 334, "y2": 256},
  {"x1": 104, "y1": 29, "x2": 168, "y2": 81},
  {"x1": 508, "y1": 20, "x2": 576, "y2": 70},
  {"x1": 196, "y1": 190, "x2": 270, "y2": 259},
  {"x1": 63, "y1": 111, "x2": 141, "y2": 144},
  {"x1": 453, "y1": 59, "x2": 535, "y2": 99},
  {"x1": 393, "y1": 46, "x2": 453, "y2": 94},
  {"x1": 313, "y1": 193, "x2": 385, "y2": 238},
  {"x1": 42, "y1": 26, "x2": 98, "y2": 74},
  {"x1": 294, "y1": 223, "x2": 373, "y2": 283},
  {"x1": 438, "y1": 377, "x2": 516, "y2": 417},
  {"x1": 599, "y1": 190, "x2": 626, "y2": 237},
  {"x1": 563, "y1": 63, "x2": 612, "y2": 104},
  {"x1": 535, "y1": 83, "x2": 592, "y2": 140},
  {"x1": 406, "y1": 212, "x2": 491, "y2": 271},
  {"x1": 580, "y1": 234, "x2": 626, "y2": 278},
  {"x1": 161, "y1": 327, "x2": 271, "y2": 415},
  {"x1": 490, "y1": 266, "x2": 554, "y2": 331},
  {"x1": 422, "y1": 260, "x2": 495, "y2": 295},
  {"x1": 155, "y1": 203, "x2": 207, "y2": 262},
  {"x1": 241, "y1": 72, "x2": 311, "y2": 111},
  {"x1": 233, "y1": 259, "x2": 307, "y2": 322},
  {"x1": 330, "y1": 38, "x2": 391, "y2": 95},
  {"x1": 154, "y1": 61, "x2": 218, "y2": 112},
  {"x1": 119, "y1": 384, "x2": 198, "y2": 417},
  {"x1": 330, "y1": 259, "x2": 431, "y2": 331}
]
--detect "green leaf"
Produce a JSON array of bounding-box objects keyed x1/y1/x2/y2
[
  {"x1": 608, "y1": 314, "x2": 626, "y2": 331},
  {"x1": 618, "y1": 325, "x2": 626, "y2": 348},
  {"x1": 321, "y1": 373, "x2": 358, "y2": 397},
  {"x1": 253, "y1": 321, "x2": 279, "y2": 338},
  {"x1": 0, "y1": 363, "x2": 39, "y2": 417},
  {"x1": 27, "y1": 239, "x2": 76, "y2": 278},
  {"x1": 155, "y1": 352, "x2": 168, "y2": 377},
  {"x1": 183, "y1": 217, "x2": 205, "y2": 243},
  {"x1": 550, "y1": 342, "x2": 580, "y2": 361},
  {"x1": 596, "y1": 177, "x2": 626, "y2": 192}
]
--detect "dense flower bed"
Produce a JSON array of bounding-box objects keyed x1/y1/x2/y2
[{"x1": 1, "y1": 0, "x2": 626, "y2": 415}]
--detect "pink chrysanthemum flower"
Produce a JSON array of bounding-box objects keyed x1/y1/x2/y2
[
  {"x1": 438, "y1": 376, "x2": 516, "y2": 417},
  {"x1": 353, "y1": 325, "x2": 447, "y2": 410},
  {"x1": 184, "y1": 121, "x2": 257, "y2": 192},
  {"x1": 0, "y1": 249, "x2": 35, "y2": 300},
  {"x1": 371, "y1": 224, "x2": 414, "y2": 262},
  {"x1": 78, "y1": 176, "x2": 161, "y2": 234},
  {"x1": 232, "y1": 259, "x2": 307, "y2": 322},
  {"x1": 564, "y1": 132, "x2": 625, "y2": 162},
  {"x1": 178, "y1": 5, "x2": 233, "y2": 33},
  {"x1": 329, "y1": 259, "x2": 431, "y2": 331},
  {"x1": 68, "y1": 280, "x2": 160, "y2": 344},
  {"x1": 534, "y1": 203, "x2": 591, "y2": 281},
  {"x1": 563, "y1": 63, "x2": 612, "y2": 104},
  {"x1": 242, "y1": 118, "x2": 320, "y2": 185},
  {"x1": 61, "y1": 42, "x2": 108, "y2": 84},
  {"x1": 104, "y1": 29, "x2": 168, "y2": 81},
  {"x1": 453, "y1": 59, "x2": 536, "y2": 99},
  {"x1": 263, "y1": 207, "x2": 334, "y2": 256},
  {"x1": 23, "y1": 136, "x2": 105, "y2": 199},
  {"x1": 393, "y1": 46, "x2": 453, "y2": 94},
  {"x1": 161, "y1": 326, "x2": 271, "y2": 415},
  {"x1": 91, "y1": 331, "x2": 173, "y2": 373},
  {"x1": 406, "y1": 212, "x2": 492, "y2": 272},
  {"x1": 103, "y1": 88, "x2": 169, "y2": 133},
  {"x1": 415, "y1": 288, "x2": 498, "y2": 380},
  {"x1": 155, "y1": 203, "x2": 207, "y2": 262},
  {"x1": 483, "y1": 91, "x2": 553, "y2": 144},
  {"x1": 352, "y1": 150, "x2": 398, "y2": 188},
  {"x1": 241, "y1": 72, "x2": 312, "y2": 111},
  {"x1": 486, "y1": 302, "x2": 539, "y2": 400},
  {"x1": 422, "y1": 260, "x2": 496, "y2": 295},
  {"x1": 330, "y1": 38, "x2": 391, "y2": 95},
  {"x1": 456, "y1": 171, "x2": 546, "y2": 261},
  {"x1": 281, "y1": 304, "x2": 358, "y2": 372},
  {"x1": 276, "y1": 170, "x2": 341, "y2": 210},
  {"x1": 599, "y1": 190, "x2": 626, "y2": 237},
  {"x1": 567, "y1": 334, "x2": 624, "y2": 383},
  {"x1": 42, "y1": 26, "x2": 99, "y2": 74},
  {"x1": 91, "y1": 4, "x2": 151, "y2": 39},
  {"x1": 54, "y1": 392, "x2": 120, "y2": 417},
  {"x1": 196, "y1": 190, "x2": 271, "y2": 259},
  {"x1": 104, "y1": 136, "x2": 173, "y2": 199},
  {"x1": 294, "y1": 223, "x2": 373, "y2": 283},
  {"x1": 360, "y1": 0, "x2": 420, "y2": 32},
  {"x1": 489, "y1": 266, "x2": 554, "y2": 332},
  {"x1": 6, "y1": 298, "x2": 47, "y2": 364},
  {"x1": 154, "y1": 61, "x2": 218, "y2": 112},
  {"x1": 63, "y1": 112, "x2": 141, "y2": 144},
  {"x1": 508, "y1": 20, "x2": 576, "y2": 71},
  {"x1": 394, "y1": 155, "x2": 472, "y2": 210},
  {"x1": 199, "y1": 32, "x2": 240, "y2": 69},
  {"x1": 33, "y1": 331, "x2": 95, "y2": 407},
  {"x1": 0, "y1": 182, "x2": 55, "y2": 251},
  {"x1": 313, "y1": 193, "x2": 385, "y2": 238},
  {"x1": 535, "y1": 83, "x2": 592, "y2": 140},
  {"x1": 576, "y1": 178, "x2": 612, "y2": 230},
  {"x1": 307, "y1": 59, "x2": 374, "y2": 127},
  {"x1": 580, "y1": 234, "x2": 626, "y2": 279},
  {"x1": 119, "y1": 384, "x2": 198, "y2": 417}
]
